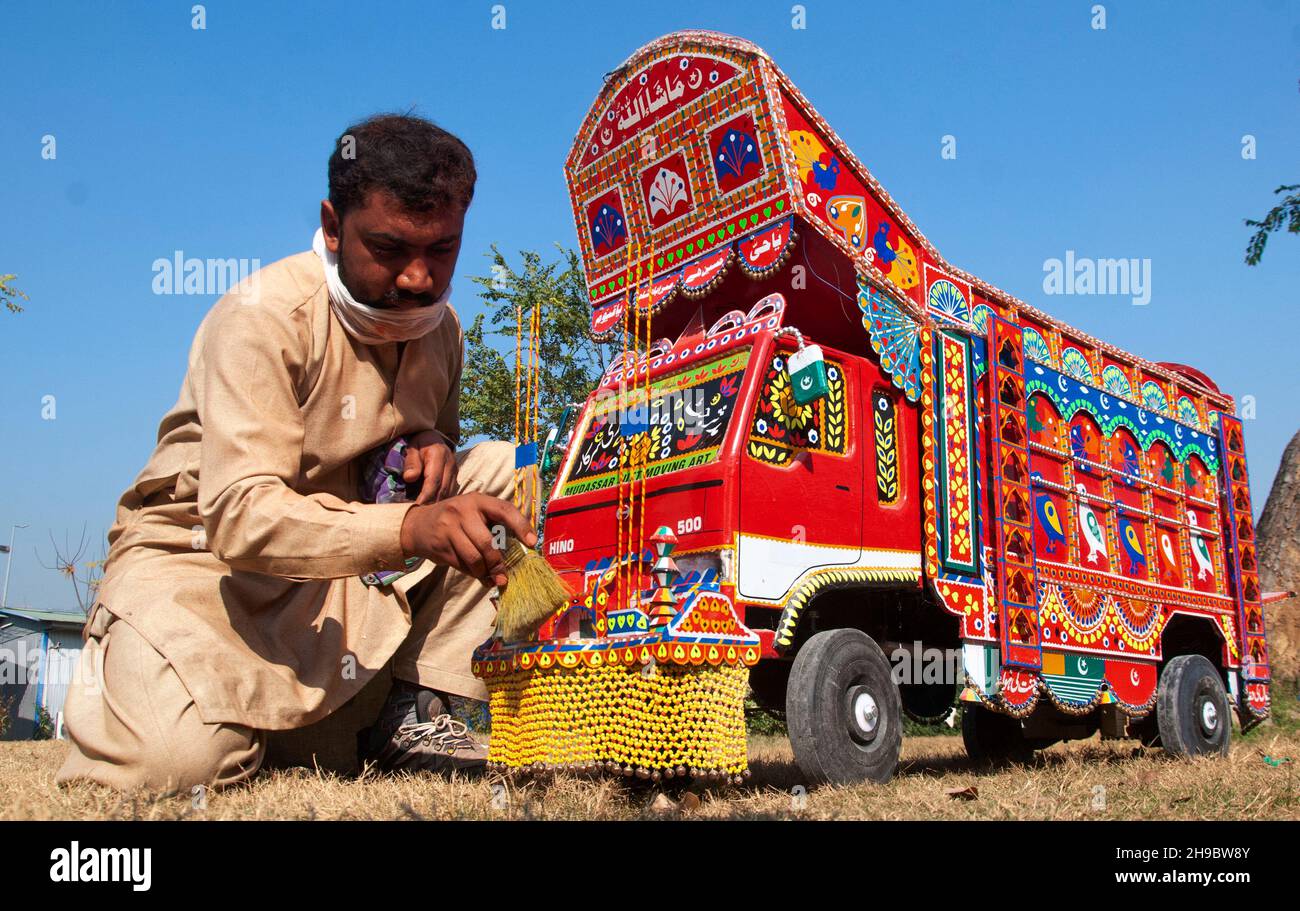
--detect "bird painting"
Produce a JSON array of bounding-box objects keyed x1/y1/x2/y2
[
  {"x1": 1076, "y1": 484, "x2": 1109, "y2": 566},
  {"x1": 1032, "y1": 472, "x2": 1066, "y2": 555},
  {"x1": 1070, "y1": 423, "x2": 1095, "y2": 466},
  {"x1": 1118, "y1": 514, "x2": 1146, "y2": 576},
  {"x1": 1158, "y1": 531, "x2": 1181, "y2": 585},
  {"x1": 1027, "y1": 397, "x2": 1047, "y2": 437},
  {"x1": 1119, "y1": 438, "x2": 1141, "y2": 482},
  {"x1": 1188, "y1": 511, "x2": 1215, "y2": 581},
  {"x1": 871, "y1": 222, "x2": 898, "y2": 267},
  {"x1": 790, "y1": 130, "x2": 840, "y2": 192},
  {"x1": 869, "y1": 221, "x2": 920, "y2": 289}
]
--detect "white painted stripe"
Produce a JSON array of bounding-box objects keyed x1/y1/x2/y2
[{"x1": 736, "y1": 534, "x2": 921, "y2": 602}]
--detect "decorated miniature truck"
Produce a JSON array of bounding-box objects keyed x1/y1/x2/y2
[{"x1": 472, "y1": 30, "x2": 1274, "y2": 785}]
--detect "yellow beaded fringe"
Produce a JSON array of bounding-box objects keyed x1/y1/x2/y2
[{"x1": 485, "y1": 661, "x2": 750, "y2": 782}]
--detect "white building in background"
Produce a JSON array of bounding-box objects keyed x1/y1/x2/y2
[{"x1": 0, "y1": 607, "x2": 86, "y2": 740}]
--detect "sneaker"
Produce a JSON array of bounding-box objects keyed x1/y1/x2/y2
[{"x1": 359, "y1": 679, "x2": 488, "y2": 774}]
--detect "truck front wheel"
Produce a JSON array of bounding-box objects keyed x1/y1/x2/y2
[
  {"x1": 786, "y1": 628, "x2": 902, "y2": 785},
  {"x1": 1156, "y1": 654, "x2": 1231, "y2": 758}
]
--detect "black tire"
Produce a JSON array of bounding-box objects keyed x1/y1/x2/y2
[
  {"x1": 786, "y1": 628, "x2": 902, "y2": 785},
  {"x1": 1156, "y1": 655, "x2": 1231, "y2": 758},
  {"x1": 962, "y1": 704, "x2": 1039, "y2": 765}
]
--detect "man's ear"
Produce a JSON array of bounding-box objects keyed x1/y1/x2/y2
[{"x1": 320, "y1": 200, "x2": 342, "y2": 253}]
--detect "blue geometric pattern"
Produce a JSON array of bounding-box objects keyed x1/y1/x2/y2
[{"x1": 1025, "y1": 363, "x2": 1219, "y2": 470}]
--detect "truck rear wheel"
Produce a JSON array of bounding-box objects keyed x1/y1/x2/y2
[
  {"x1": 1155, "y1": 655, "x2": 1231, "y2": 758},
  {"x1": 962, "y1": 704, "x2": 1039, "y2": 765},
  {"x1": 786, "y1": 628, "x2": 902, "y2": 785}
]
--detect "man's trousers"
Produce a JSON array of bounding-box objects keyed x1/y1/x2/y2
[{"x1": 54, "y1": 441, "x2": 512, "y2": 795}]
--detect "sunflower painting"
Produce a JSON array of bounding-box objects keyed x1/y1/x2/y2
[{"x1": 747, "y1": 353, "x2": 848, "y2": 465}]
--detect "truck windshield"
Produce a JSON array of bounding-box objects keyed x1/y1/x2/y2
[{"x1": 556, "y1": 347, "x2": 751, "y2": 497}]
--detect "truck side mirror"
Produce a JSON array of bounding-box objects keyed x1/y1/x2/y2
[{"x1": 540, "y1": 403, "x2": 580, "y2": 474}]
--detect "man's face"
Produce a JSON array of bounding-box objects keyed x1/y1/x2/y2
[{"x1": 320, "y1": 190, "x2": 465, "y2": 310}]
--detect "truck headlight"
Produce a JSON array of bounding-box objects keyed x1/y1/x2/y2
[{"x1": 673, "y1": 549, "x2": 733, "y2": 585}]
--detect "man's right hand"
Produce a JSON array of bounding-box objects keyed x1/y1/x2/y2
[{"x1": 399, "y1": 493, "x2": 536, "y2": 589}]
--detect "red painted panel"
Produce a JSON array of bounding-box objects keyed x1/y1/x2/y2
[{"x1": 1105, "y1": 659, "x2": 1158, "y2": 708}]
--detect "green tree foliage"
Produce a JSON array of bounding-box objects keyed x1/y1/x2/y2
[
  {"x1": 33, "y1": 704, "x2": 55, "y2": 741},
  {"x1": 1, "y1": 274, "x2": 28, "y2": 313},
  {"x1": 1245, "y1": 184, "x2": 1300, "y2": 265},
  {"x1": 462, "y1": 245, "x2": 622, "y2": 443}
]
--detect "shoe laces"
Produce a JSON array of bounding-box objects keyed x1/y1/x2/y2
[{"x1": 393, "y1": 713, "x2": 476, "y2": 753}]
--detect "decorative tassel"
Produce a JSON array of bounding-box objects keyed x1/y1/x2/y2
[{"x1": 496, "y1": 538, "x2": 570, "y2": 642}]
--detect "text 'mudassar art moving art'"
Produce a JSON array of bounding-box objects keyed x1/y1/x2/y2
[{"x1": 472, "y1": 31, "x2": 1272, "y2": 786}]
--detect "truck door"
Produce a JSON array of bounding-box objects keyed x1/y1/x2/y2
[{"x1": 736, "y1": 344, "x2": 863, "y2": 605}]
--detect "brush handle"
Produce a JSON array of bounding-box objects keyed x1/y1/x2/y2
[{"x1": 501, "y1": 538, "x2": 530, "y2": 571}]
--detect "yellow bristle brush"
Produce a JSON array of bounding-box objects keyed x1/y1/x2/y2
[{"x1": 495, "y1": 538, "x2": 571, "y2": 642}]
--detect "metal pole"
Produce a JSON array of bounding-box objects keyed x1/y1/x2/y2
[{"x1": 1, "y1": 523, "x2": 29, "y2": 610}]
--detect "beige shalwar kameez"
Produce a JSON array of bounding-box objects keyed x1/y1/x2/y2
[{"x1": 55, "y1": 249, "x2": 510, "y2": 794}]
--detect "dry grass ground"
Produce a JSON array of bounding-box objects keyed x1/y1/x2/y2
[{"x1": 3, "y1": 689, "x2": 1298, "y2": 821}]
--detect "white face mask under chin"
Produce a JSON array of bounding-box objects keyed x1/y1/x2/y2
[{"x1": 312, "y1": 228, "x2": 450, "y2": 346}]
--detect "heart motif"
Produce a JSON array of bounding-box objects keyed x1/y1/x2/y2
[
  {"x1": 726, "y1": 223, "x2": 735, "y2": 235},
  {"x1": 687, "y1": 242, "x2": 694, "y2": 253},
  {"x1": 776, "y1": 199, "x2": 785, "y2": 211},
  {"x1": 707, "y1": 232, "x2": 716, "y2": 243},
  {"x1": 617, "y1": 276, "x2": 625, "y2": 286},
  {"x1": 656, "y1": 256, "x2": 665, "y2": 267},
  {"x1": 763, "y1": 206, "x2": 772, "y2": 218}
]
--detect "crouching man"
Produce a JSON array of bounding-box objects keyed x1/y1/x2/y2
[{"x1": 57, "y1": 114, "x2": 530, "y2": 794}]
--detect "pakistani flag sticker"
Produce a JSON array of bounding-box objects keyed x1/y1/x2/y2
[{"x1": 787, "y1": 344, "x2": 829, "y2": 405}]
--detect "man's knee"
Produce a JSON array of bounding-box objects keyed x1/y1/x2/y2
[
  {"x1": 55, "y1": 613, "x2": 266, "y2": 796},
  {"x1": 58, "y1": 710, "x2": 265, "y2": 797},
  {"x1": 156, "y1": 723, "x2": 265, "y2": 796}
]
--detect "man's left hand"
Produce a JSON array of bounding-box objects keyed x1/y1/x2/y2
[{"x1": 402, "y1": 430, "x2": 458, "y2": 505}]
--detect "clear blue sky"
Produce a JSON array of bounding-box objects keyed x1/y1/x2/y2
[{"x1": 1, "y1": 1, "x2": 1297, "y2": 611}]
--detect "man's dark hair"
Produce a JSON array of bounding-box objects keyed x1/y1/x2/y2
[{"x1": 328, "y1": 114, "x2": 476, "y2": 220}]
